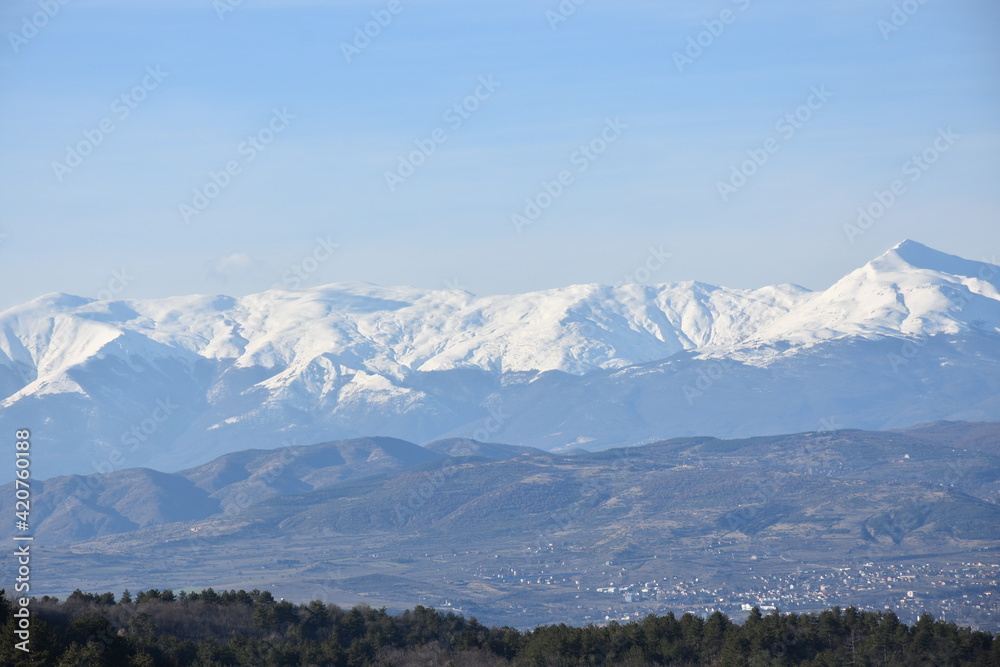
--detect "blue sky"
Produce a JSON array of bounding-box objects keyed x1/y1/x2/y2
[{"x1": 1, "y1": 0, "x2": 998, "y2": 309}]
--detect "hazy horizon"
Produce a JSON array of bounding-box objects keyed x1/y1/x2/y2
[{"x1": 2, "y1": 1, "x2": 998, "y2": 312}]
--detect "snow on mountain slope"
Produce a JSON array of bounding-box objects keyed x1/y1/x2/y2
[
  {"x1": 0, "y1": 278, "x2": 808, "y2": 398},
  {"x1": 0, "y1": 240, "x2": 997, "y2": 478},
  {"x1": 753, "y1": 241, "x2": 1000, "y2": 345}
]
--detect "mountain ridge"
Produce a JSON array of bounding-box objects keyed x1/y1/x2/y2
[
  {"x1": 2, "y1": 240, "x2": 999, "y2": 478},
  {"x1": 10, "y1": 422, "x2": 1000, "y2": 629}
]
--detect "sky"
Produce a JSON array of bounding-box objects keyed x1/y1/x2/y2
[{"x1": 1, "y1": 0, "x2": 998, "y2": 311}]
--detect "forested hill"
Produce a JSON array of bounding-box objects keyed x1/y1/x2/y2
[{"x1": 2, "y1": 588, "x2": 996, "y2": 666}]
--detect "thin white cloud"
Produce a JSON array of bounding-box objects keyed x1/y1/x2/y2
[{"x1": 205, "y1": 252, "x2": 269, "y2": 284}]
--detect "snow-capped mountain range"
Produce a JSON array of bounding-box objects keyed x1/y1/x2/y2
[{"x1": 3, "y1": 240, "x2": 999, "y2": 479}]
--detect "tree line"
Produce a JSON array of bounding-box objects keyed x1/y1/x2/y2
[{"x1": 1, "y1": 587, "x2": 996, "y2": 665}]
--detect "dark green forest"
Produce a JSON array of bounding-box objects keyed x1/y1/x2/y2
[{"x1": 1, "y1": 588, "x2": 997, "y2": 666}]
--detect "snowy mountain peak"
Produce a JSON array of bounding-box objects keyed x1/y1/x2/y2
[
  {"x1": 1, "y1": 241, "x2": 997, "y2": 382},
  {"x1": 874, "y1": 239, "x2": 999, "y2": 285},
  {"x1": 1, "y1": 241, "x2": 999, "y2": 478},
  {"x1": 749, "y1": 241, "x2": 1000, "y2": 343}
]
